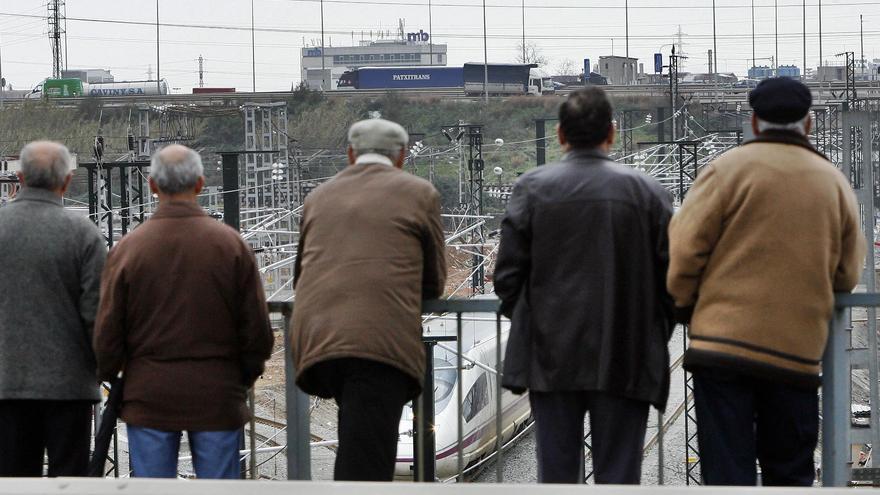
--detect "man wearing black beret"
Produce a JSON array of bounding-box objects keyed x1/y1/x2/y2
[{"x1": 668, "y1": 78, "x2": 866, "y2": 486}]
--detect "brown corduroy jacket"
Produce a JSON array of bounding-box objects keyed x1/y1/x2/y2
[
  {"x1": 93, "y1": 201, "x2": 274, "y2": 431},
  {"x1": 291, "y1": 161, "x2": 447, "y2": 398},
  {"x1": 668, "y1": 131, "x2": 866, "y2": 387}
]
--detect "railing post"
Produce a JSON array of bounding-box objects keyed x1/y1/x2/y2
[
  {"x1": 283, "y1": 305, "x2": 311, "y2": 480},
  {"x1": 414, "y1": 340, "x2": 439, "y2": 482},
  {"x1": 823, "y1": 305, "x2": 851, "y2": 487},
  {"x1": 495, "y1": 312, "x2": 503, "y2": 483}
]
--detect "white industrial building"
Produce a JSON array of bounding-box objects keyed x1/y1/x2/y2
[
  {"x1": 300, "y1": 34, "x2": 448, "y2": 90},
  {"x1": 598, "y1": 56, "x2": 639, "y2": 85}
]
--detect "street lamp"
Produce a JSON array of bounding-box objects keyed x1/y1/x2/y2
[{"x1": 271, "y1": 162, "x2": 284, "y2": 211}]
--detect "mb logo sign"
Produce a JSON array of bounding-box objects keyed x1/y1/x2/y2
[{"x1": 407, "y1": 30, "x2": 430, "y2": 42}]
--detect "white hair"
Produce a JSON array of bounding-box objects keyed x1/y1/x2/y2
[
  {"x1": 150, "y1": 146, "x2": 204, "y2": 194},
  {"x1": 756, "y1": 114, "x2": 810, "y2": 135},
  {"x1": 19, "y1": 141, "x2": 73, "y2": 190}
]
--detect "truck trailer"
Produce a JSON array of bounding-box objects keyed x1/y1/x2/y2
[
  {"x1": 338, "y1": 66, "x2": 463, "y2": 90},
  {"x1": 27, "y1": 79, "x2": 170, "y2": 99},
  {"x1": 463, "y1": 63, "x2": 532, "y2": 96}
]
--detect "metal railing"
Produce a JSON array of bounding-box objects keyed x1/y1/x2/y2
[
  {"x1": 255, "y1": 293, "x2": 870, "y2": 486},
  {"x1": 823, "y1": 292, "x2": 880, "y2": 487},
  {"x1": 267, "y1": 298, "x2": 505, "y2": 482}
]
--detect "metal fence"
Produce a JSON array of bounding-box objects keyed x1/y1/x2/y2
[{"x1": 259, "y1": 295, "x2": 876, "y2": 487}]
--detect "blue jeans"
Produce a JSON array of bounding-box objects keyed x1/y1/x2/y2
[{"x1": 127, "y1": 426, "x2": 242, "y2": 479}]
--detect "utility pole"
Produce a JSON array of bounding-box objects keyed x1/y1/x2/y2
[
  {"x1": 198, "y1": 55, "x2": 204, "y2": 88},
  {"x1": 251, "y1": 0, "x2": 256, "y2": 92},
  {"x1": 320, "y1": 0, "x2": 326, "y2": 90},
  {"x1": 63, "y1": 2, "x2": 67, "y2": 71},
  {"x1": 428, "y1": 0, "x2": 433, "y2": 65},
  {"x1": 482, "y1": 0, "x2": 489, "y2": 103},
  {"x1": 803, "y1": 0, "x2": 807, "y2": 79},
  {"x1": 156, "y1": 0, "x2": 160, "y2": 93},
  {"x1": 625, "y1": 0, "x2": 629, "y2": 83},
  {"x1": 751, "y1": 0, "x2": 756, "y2": 73},
  {"x1": 48, "y1": 0, "x2": 65, "y2": 79},
  {"x1": 712, "y1": 0, "x2": 717, "y2": 79},
  {"x1": 860, "y1": 14, "x2": 865, "y2": 81},
  {"x1": 521, "y1": 0, "x2": 525, "y2": 63},
  {"x1": 819, "y1": 0, "x2": 823, "y2": 80},
  {"x1": 774, "y1": 0, "x2": 778, "y2": 77},
  {"x1": 0, "y1": 34, "x2": 4, "y2": 110}
]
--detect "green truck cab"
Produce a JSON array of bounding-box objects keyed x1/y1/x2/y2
[{"x1": 27, "y1": 78, "x2": 84, "y2": 99}]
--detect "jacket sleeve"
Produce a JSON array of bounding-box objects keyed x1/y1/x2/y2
[
  {"x1": 79, "y1": 226, "x2": 108, "y2": 342},
  {"x1": 93, "y1": 247, "x2": 127, "y2": 382},
  {"x1": 237, "y1": 245, "x2": 275, "y2": 387},
  {"x1": 653, "y1": 187, "x2": 676, "y2": 338},
  {"x1": 667, "y1": 164, "x2": 725, "y2": 314},
  {"x1": 494, "y1": 178, "x2": 531, "y2": 318},
  {"x1": 834, "y1": 181, "x2": 867, "y2": 291},
  {"x1": 421, "y1": 189, "x2": 447, "y2": 300}
]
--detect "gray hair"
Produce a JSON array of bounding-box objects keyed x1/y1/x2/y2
[
  {"x1": 347, "y1": 118, "x2": 408, "y2": 163},
  {"x1": 19, "y1": 141, "x2": 73, "y2": 190},
  {"x1": 756, "y1": 114, "x2": 810, "y2": 135},
  {"x1": 149, "y1": 146, "x2": 204, "y2": 194}
]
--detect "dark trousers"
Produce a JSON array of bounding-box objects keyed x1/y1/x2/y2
[
  {"x1": 309, "y1": 358, "x2": 415, "y2": 481},
  {"x1": 0, "y1": 400, "x2": 92, "y2": 477},
  {"x1": 529, "y1": 390, "x2": 649, "y2": 484},
  {"x1": 693, "y1": 369, "x2": 819, "y2": 486}
]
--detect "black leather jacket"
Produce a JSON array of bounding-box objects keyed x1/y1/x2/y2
[{"x1": 495, "y1": 148, "x2": 675, "y2": 409}]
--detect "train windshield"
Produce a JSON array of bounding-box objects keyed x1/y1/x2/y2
[{"x1": 433, "y1": 358, "x2": 457, "y2": 411}]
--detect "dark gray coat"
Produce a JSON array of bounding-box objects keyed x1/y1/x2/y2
[
  {"x1": 495, "y1": 148, "x2": 675, "y2": 409},
  {"x1": 0, "y1": 187, "x2": 106, "y2": 401}
]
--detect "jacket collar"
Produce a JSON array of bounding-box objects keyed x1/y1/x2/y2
[
  {"x1": 151, "y1": 200, "x2": 207, "y2": 220},
  {"x1": 13, "y1": 187, "x2": 63, "y2": 206},
  {"x1": 744, "y1": 130, "x2": 828, "y2": 160},
  {"x1": 354, "y1": 153, "x2": 394, "y2": 167},
  {"x1": 563, "y1": 147, "x2": 609, "y2": 163}
]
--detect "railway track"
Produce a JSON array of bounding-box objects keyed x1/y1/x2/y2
[{"x1": 252, "y1": 415, "x2": 337, "y2": 452}]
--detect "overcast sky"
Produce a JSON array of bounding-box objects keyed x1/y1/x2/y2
[{"x1": 1, "y1": 0, "x2": 879, "y2": 92}]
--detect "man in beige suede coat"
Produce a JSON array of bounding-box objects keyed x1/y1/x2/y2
[{"x1": 668, "y1": 77, "x2": 865, "y2": 486}]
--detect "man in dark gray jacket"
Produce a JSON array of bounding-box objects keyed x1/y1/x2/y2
[
  {"x1": 0, "y1": 141, "x2": 106, "y2": 477},
  {"x1": 495, "y1": 88, "x2": 674, "y2": 484}
]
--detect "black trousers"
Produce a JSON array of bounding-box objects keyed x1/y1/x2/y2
[
  {"x1": 308, "y1": 358, "x2": 415, "y2": 481},
  {"x1": 529, "y1": 390, "x2": 649, "y2": 484},
  {"x1": 693, "y1": 368, "x2": 819, "y2": 486},
  {"x1": 0, "y1": 400, "x2": 93, "y2": 477}
]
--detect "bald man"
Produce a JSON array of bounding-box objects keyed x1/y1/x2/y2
[
  {"x1": 0, "y1": 141, "x2": 107, "y2": 477},
  {"x1": 94, "y1": 145, "x2": 273, "y2": 479}
]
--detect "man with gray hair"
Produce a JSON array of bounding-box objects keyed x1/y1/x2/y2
[
  {"x1": 0, "y1": 141, "x2": 106, "y2": 476},
  {"x1": 94, "y1": 144, "x2": 273, "y2": 478},
  {"x1": 668, "y1": 77, "x2": 865, "y2": 485},
  {"x1": 291, "y1": 118, "x2": 446, "y2": 480}
]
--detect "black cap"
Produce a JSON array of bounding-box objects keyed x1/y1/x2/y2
[{"x1": 748, "y1": 77, "x2": 812, "y2": 124}]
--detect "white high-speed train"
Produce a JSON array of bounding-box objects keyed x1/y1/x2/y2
[{"x1": 394, "y1": 305, "x2": 532, "y2": 480}]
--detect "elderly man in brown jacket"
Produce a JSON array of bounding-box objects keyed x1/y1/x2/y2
[
  {"x1": 291, "y1": 118, "x2": 446, "y2": 481},
  {"x1": 668, "y1": 78, "x2": 866, "y2": 486},
  {"x1": 94, "y1": 144, "x2": 273, "y2": 479}
]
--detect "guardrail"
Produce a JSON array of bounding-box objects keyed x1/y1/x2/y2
[
  {"x1": 265, "y1": 295, "x2": 871, "y2": 486},
  {"x1": 268, "y1": 298, "x2": 506, "y2": 482},
  {"x1": 823, "y1": 292, "x2": 880, "y2": 487}
]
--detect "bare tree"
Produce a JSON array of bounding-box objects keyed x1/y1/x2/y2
[
  {"x1": 515, "y1": 41, "x2": 549, "y2": 67},
  {"x1": 554, "y1": 58, "x2": 579, "y2": 76}
]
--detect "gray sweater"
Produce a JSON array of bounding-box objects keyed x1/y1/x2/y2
[{"x1": 0, "y1": 187, "x2": 106, "y2": 401}]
